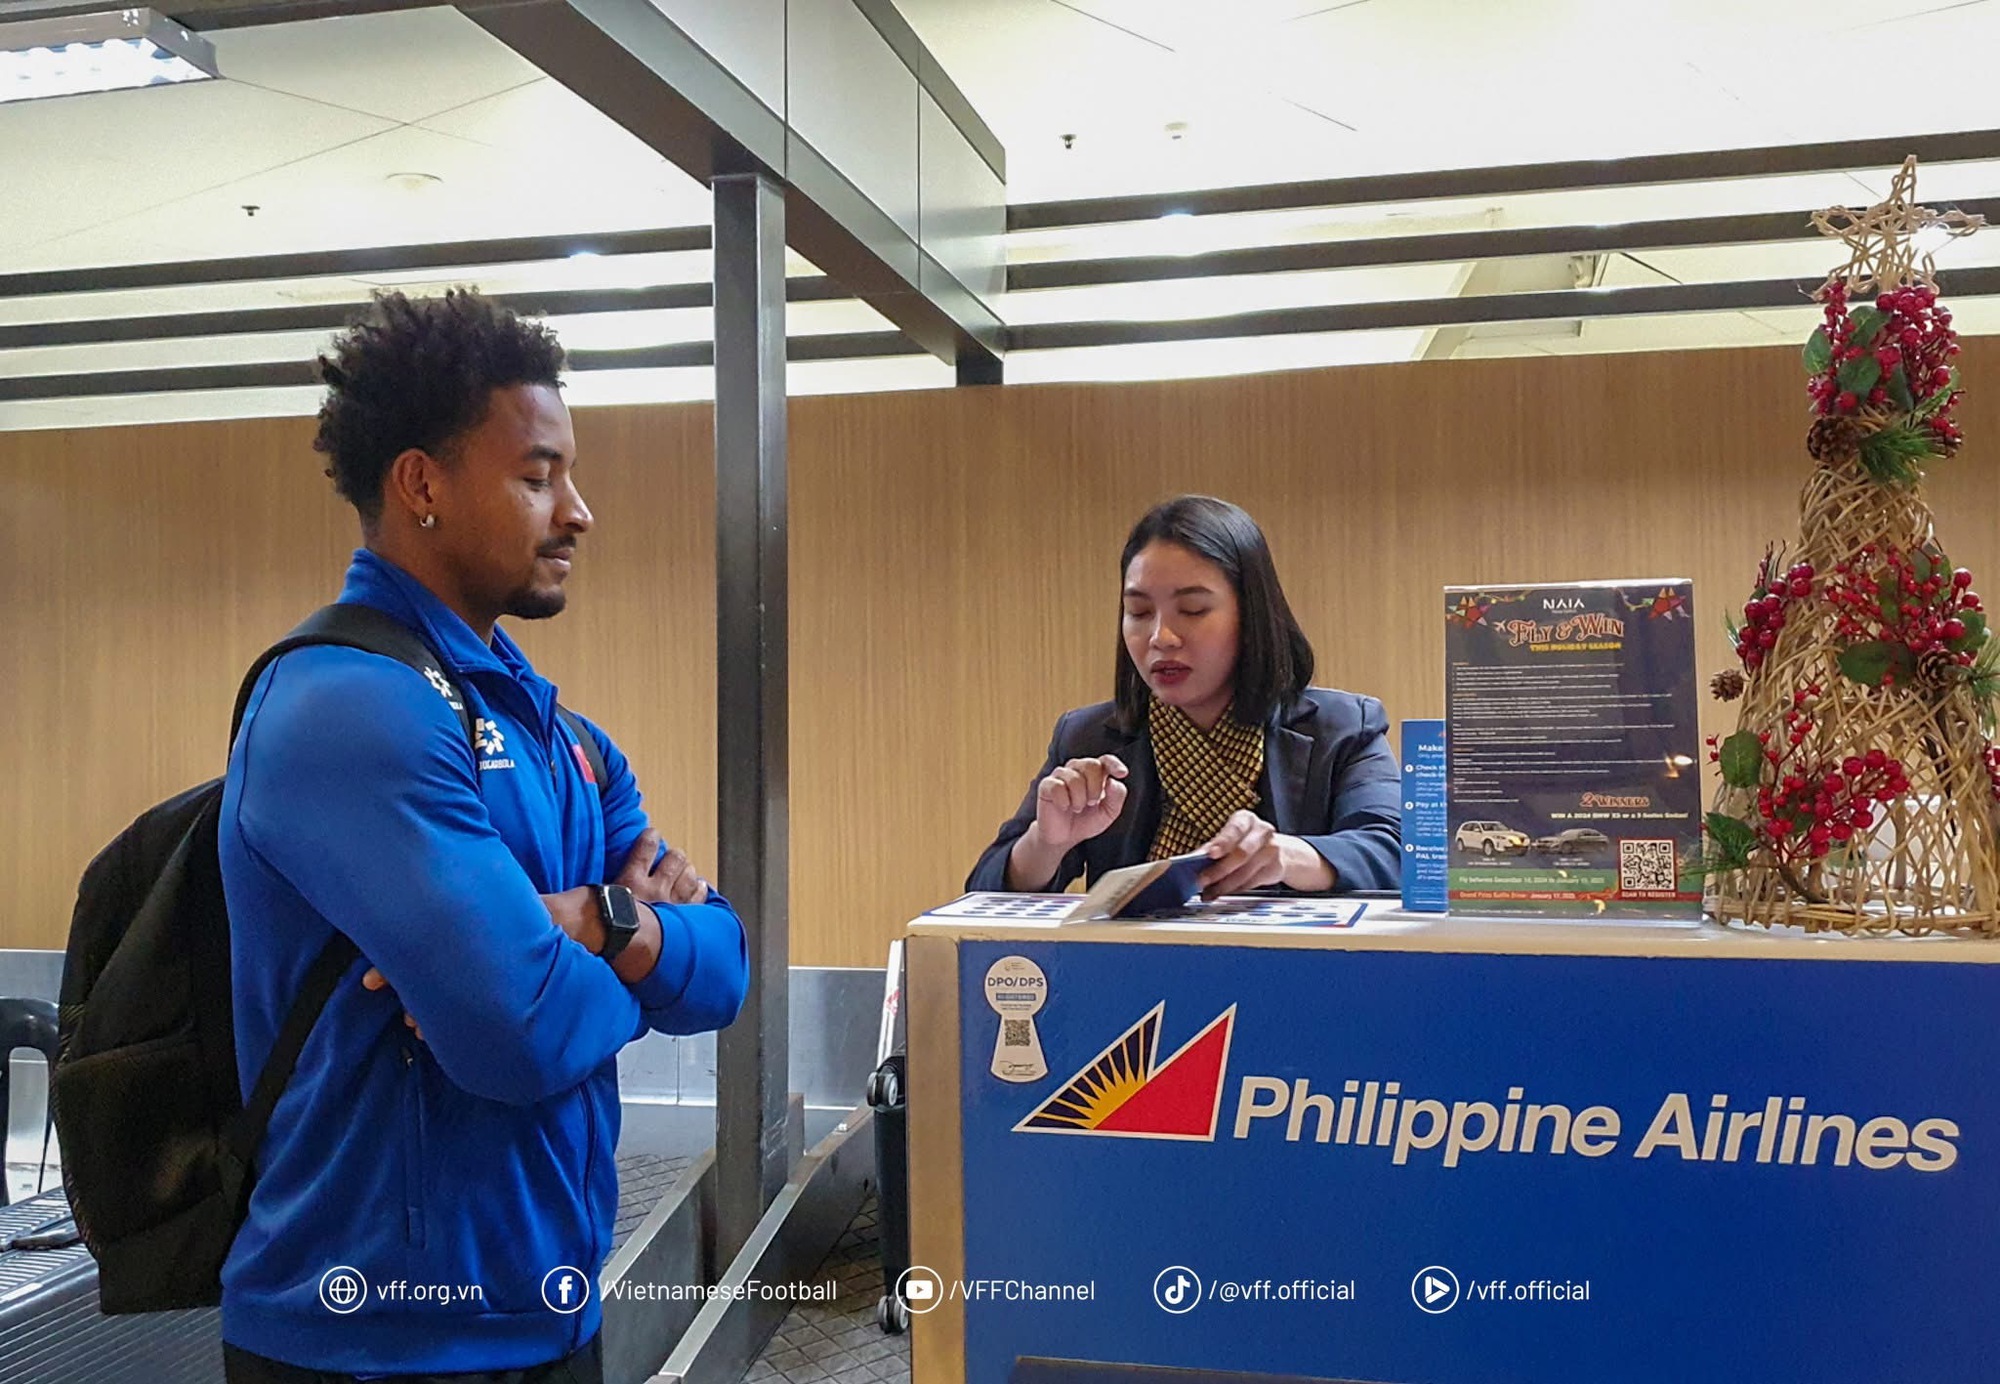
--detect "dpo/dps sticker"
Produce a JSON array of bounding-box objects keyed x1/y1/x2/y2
[{"x1": 984, "y1": 956, "x2": 1048, "y2": 1083}]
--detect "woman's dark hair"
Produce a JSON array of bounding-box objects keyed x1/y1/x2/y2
[
  {"x1": 1113, "y1": 495, "x2": 1315, "y2": 730},
  {"x1": 313, "y1": 289, "x2": 565, "y2": 524}
]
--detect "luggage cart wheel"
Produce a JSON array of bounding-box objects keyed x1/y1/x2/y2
[
  {"x1": 878, "y1": 1293, "x2": 909, "y2": 1334},
  {"x1": 866, "y1": 1063, "x2": 902, "y2": 1109}
]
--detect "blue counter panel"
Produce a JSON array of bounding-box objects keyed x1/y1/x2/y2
[{"x1": 954, "y1": 939, "x2": 1998, "y2": 1384}]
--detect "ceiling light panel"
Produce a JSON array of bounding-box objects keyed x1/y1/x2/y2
[
  {"x1": 0, "y1": 10, "x2": 218, "y2": 106},
  {"x1": 0, "y1": 328, "x2": 335, "y2": 379},
  {"x1": 1005, "y1": 328, "x2": 1429, "y2": 385},
  {"x1": 1002, "y1": 264, "x2": 1471, "y2": 326},
  {"x1": 1005, "y1": 164, "x2": 2000, "y2": 266},
  {"x1": 0, "y1": 385, "x2": 322, "y2": 432}
]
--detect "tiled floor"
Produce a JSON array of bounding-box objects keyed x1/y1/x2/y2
[
  {"x1": 748, "y1": 1197, "x2": 911, "y2": 1384},
  {"x1": 611, "y1": 1152, "x2": 696, "y2": 1254}
]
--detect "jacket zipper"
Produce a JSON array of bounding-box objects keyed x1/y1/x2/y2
[
  {"x1": 402, "y1": 1046, "x2": 426, "y2": 1248},
  {"x1": 578, "y1": 1087, "x2": 597, "y2": 1352}
]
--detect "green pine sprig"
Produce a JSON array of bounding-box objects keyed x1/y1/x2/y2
[
  {"x1": 1970, "y1": 639, "x2": 2000, "y2": 737},
  {"x1": 1857, "y1": 422, "x2": 1940, "y2": 485}
]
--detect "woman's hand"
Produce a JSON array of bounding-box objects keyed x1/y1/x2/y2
[
  {"x1": 1032, "y1": 755, "x2": 1130, "y2": 851},
  {"x1": 1196, "y1": 810, "x2": 1335, "y2": 898},
  {"x1": 1006, "y1": 755, "x2": 1130, "y2": 890}
]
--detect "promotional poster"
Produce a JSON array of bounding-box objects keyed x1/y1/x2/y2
[{"x1": 1443, "y1": 580, "x2": 1701, "y2": 915}]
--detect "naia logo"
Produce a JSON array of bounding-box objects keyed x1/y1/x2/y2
[{"x1": 1014, "y1": 1002, "x2": 1236, "y2": 1141}]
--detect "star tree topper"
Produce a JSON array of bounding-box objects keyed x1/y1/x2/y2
[{"x1": 1811, "y1": 155, "x2": 1983, "y2": 295}]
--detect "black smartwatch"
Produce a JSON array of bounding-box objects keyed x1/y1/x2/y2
[{"x1": 593, "y1": 884, "x2": 641, "y2": 962}]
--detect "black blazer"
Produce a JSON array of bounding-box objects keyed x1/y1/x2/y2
[{"x1": 966, "y1": 687, "x2": 1403, "y2": 894}]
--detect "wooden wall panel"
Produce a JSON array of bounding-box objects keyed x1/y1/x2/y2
[
  {"x1": 503, "y1": 403, "x2": 719, "y2": 888},
  {"x1": 0, "y1": 405, "x2": 723, "y2": 962},
  {"x1": 5, "y1": 341, "x2": 1998, "y2": 966},
  {"x1": 0, "y1": 416, "x2": 348, "y2": 950}
]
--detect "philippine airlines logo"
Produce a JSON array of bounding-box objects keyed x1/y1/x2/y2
[{"x1": 1014, "y1": 1002, "x2": 1236, "y2": 1141}]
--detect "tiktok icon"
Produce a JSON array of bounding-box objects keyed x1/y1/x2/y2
[{"x1": 1152, "y1": 1265, "x2": 1203, "y2": 1315}]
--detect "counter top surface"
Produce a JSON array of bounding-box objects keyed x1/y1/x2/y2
[{"x1": 907, "y1": 893, "x2": 2000, "y2": 962}]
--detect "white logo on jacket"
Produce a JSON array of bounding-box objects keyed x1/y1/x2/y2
[
  {"x1": 424, "y1": 667, "x2": 463, "y2": 710},
  {"x1": 474, "y1": 717, "x2": 516, "y2": 772}
]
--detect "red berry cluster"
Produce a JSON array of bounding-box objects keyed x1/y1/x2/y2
[
  {"x1": 1823, "y1": 543, "x2": 1983, "y2": 683},
  {"x1": 1736, "y1": 557, "x2": 1815, "y2": 672},
  {"x1": 1808, "y1": 279, "x2": 1963, "y2": 448},
  {"x1": 1707, "y1": 688, "x2": 1907, "y2": 863}
]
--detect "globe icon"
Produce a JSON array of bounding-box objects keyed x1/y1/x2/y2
[{"x1": 319, "y1": 1266, "x2": 368, "y2": 1313}]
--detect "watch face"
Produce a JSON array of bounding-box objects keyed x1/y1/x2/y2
[{"x1": 597, "y1": 885, "x2": 639, "y2": 961}]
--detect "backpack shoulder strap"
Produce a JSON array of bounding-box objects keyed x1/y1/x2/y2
[
  {"x1": 225, "y1": 931, "x2": 357, "y2": 1172},
  {"x1": 222, "y1": 603, "x2": 471, "y2": 1176},
  {"x1": 554, "y1": 705, "x2": 610, "y2": 799},
  {"x1": 230, "y1": 603, "x2": 475, "y2": 747}
]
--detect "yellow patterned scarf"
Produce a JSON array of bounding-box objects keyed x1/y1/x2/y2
[{"x1": 1147, "y1": 698, "x2": 1266, "y2": 859}]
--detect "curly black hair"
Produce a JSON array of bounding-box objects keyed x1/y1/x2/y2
[{"x1": 313, "y1": 289, "x2": 565, "y2": 523}]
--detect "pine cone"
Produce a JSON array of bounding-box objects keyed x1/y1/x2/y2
[
  {"x1": 1807, "y1": 416, "x2": 1866, "y2": 463},
  {"x1": 1919, "y1": 647, "x2": 1964, "y2": 687},
  {"x1": 1711, "y1": 669, "x2": 1746, "y2": 701}
]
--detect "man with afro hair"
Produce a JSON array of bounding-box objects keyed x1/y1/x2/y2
[{"x1": 217, "y1": 289, "x2": 747, "y2": 1383}]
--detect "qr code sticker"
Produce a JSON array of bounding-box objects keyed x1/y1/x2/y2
[
  {"x1": 1002, "y1": 1018, "x2": 1032, "y2": 1046},
  {"x1": 1618, "y1": 839, "x2": 1678, "y2": 896}
]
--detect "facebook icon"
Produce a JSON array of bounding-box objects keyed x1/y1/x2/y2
[{"x1": 541, "y1": 1265, "x2": 591, "y2": 1314}]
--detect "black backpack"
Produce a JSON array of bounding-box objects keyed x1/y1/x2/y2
[{"x1": 51, "y1": 603, "x2": 608, "y2": 1314}]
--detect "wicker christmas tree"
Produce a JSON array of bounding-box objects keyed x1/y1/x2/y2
[{"x1": 1707, "y1": 157, "x2": 2000, "y2": 934}]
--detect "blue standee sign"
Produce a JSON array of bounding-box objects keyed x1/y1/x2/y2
[
  {"x1": 1400, "y1": 719, "x2": 1447, "y2": 913},
  {"x1": 953, "y1": 939, "x2": 1998, "y2": 1384}
]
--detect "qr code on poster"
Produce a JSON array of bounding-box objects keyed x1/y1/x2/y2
[
  {"x1": 1002, "y1": 1019, "x2": 1032, "y2": 1046},
  {"x1": 1618, "y1": 839, "x2": 1679, "y2": 895}
]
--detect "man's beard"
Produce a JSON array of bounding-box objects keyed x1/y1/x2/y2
[{"x1": 505, "y1": 584, "x2": 568, "y2": 620}]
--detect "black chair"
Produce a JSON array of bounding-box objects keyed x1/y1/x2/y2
[{"x1": 0, "y1": 998, "x2": 60, "y2": 1207}]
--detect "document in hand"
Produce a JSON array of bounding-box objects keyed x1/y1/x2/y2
[{"x1": 1059, "y1": 852, "x2": 1211, "y2": 922}]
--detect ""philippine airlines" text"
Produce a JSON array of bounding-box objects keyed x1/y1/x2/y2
[{"x1": 1232, "y1": 1077, "x2": 1957, "y2": 1171}]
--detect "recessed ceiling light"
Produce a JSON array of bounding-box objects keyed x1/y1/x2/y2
[
  {"x1": 0, "y1": 9, "x2": 217, "y2": 105},
  {"x1": 385, "y1": 172, "x2": 444, "y2": 193}
]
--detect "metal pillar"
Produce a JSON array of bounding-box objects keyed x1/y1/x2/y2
[{"x1": 712, "y1": 171, "x2": 792, "y2": 1270}]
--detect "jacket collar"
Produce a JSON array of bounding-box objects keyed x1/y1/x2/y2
[
  {"x1": 1097, "y1": 694, "x2": 1319, "y2": 842},
  {"x1": 337, "y1": 548, "x2": 515, "y2": 683},
  {"x1": 1264, "y1": 695, "x2": 1319, "y2": 835}
]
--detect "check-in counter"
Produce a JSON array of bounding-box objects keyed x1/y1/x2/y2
[{"x1": 905, "y1": 896, "x2": 1999, "y2": 1384}]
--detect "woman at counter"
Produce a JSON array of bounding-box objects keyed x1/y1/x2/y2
[{"x1": 967, "y1": 495, "x2": 1402, "y2": 898}]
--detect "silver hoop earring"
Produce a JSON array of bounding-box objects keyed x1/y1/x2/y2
[{"x1": 420, "y1": 514, "x2": 437, "y2": 529}]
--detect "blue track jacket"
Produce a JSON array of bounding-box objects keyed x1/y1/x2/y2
[{"x1": 217, "y1": 549, "x2": 748, "y2": 1374}]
